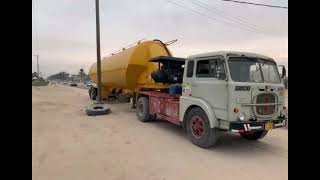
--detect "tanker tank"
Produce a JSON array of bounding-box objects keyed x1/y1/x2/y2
[{"x1": 88, "y1": 39, "x2": 174, "y2": 98}]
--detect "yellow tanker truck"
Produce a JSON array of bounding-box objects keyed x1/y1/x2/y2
[{"x1": 88, "y1": 39, "x2": 175, "y2": 104}]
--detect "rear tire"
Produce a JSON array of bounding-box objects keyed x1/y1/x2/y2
[
  {"x1": 186, "y1": 107, "x2": 219, "y2": 148},
  {"x1": 136, "y1": 97, "x2": 150, "y2": 122},
  {"x1": 240, "y1": 130, "x2": 268, "y2": 140}
]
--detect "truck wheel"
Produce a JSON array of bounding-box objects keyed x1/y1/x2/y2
[
  {"x1": 136, "y1": 97, "x2": 150, "y2": 122},
  {"x1": 89, "y1": 89, "x2": 92, "y2": 99},
  {"x1": 89, "y1": 87, "x2": 97, "y2": 100},
  {"x1": 240, "y1": 130, "x2": 268, "y2": 140},
  {"x1": 186, "y1": 107, "x2": 218, "y2": 148}
]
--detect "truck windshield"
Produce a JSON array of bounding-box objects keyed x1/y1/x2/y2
[{"x1": 228, "y1": 57, "x2": 280, "y2": 83}]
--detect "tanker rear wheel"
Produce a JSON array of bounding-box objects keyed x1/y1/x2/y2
[
  {"x1": 136, "y1": 97, "x2": 151, "y2": 122},
  {"x1": 89, "y1": 87, "x2": 97, "y2": 100}
]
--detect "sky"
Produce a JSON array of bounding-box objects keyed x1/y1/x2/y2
[{"x1": 32, "y1": 0, "x2": 288, "y2": 77}]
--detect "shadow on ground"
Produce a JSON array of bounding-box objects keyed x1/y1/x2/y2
[{"x1": 146, "y1": 119, "x2": 286, "y2": 157}]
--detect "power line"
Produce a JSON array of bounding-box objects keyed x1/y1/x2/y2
[
  {"x1": 166, "y1": 0, "x2": 264, "y2": 34},
  {"x1": 167, "y1": 0, "x2": 260, "y2": 34},
  {"x1": 191, "y1": 0, "x2": 266, "y2": 32},
  {"x1": 221, "y1": 0, "x2": 288, "y2": 9},
  {"x1": 186, "y1": 0, "x2": 267, "y2": 33}
]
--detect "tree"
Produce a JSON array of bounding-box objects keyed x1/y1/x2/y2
[
  {"x1": 32, "y1": 72, "x2": 38, "y2": 78},
  {"x1": 79, "y1": 68, "x2": 84, "y2": 82},
  {"x1": 79, "y1": 68, "x2": 84, "y2": 75},
  {"x1": 78, "y1": 68, "x2": 90, "y2": 82},
  {"x1": 47, "y1": 72, "x2": 70, "y2": 81}
]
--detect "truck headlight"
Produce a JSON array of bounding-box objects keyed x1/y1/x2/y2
[{"x1": 238, "y1": 112, "x2": 246, "y2": 121}]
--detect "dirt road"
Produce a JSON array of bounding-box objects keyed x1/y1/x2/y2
[{"x1": 32, "y1": 85, "x2": 288, "y2": 180}]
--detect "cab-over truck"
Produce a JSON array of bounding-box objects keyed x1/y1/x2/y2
[{"x1": 135, "y1": 51, "x2": 287, "y2": 147}]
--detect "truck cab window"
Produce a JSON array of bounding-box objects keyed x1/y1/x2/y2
[
  {"x1": 259, "y1": 60, "x2": 280, "y2": 83},
  {"x1": 187, "y1": 60, "x2": 194, "y2": 77},
  {"x1": 197, "y1": 60, "x2": 213, "y2": 77},
  {"x1": 196, "y1": 59, "x2": 225, "y2": 79}
]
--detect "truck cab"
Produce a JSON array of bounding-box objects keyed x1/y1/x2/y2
[{"x1": 136, "y1": 51, "x2": 287, "y2": 148}]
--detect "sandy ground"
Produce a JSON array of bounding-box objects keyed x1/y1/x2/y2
[{"x1": 32, "y1": 84, "x2": 288, "y2": 180}]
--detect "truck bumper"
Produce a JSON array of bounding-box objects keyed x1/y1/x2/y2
[{"x1": 229, "y1": 119, "x2": 287, "y2": 133}]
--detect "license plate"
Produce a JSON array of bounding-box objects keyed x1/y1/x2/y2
[{"x1": 265, "y1": 122, "x2": 273, "y2": 130}]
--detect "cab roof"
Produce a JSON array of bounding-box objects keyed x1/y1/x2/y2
[
  {"x1": 150, "y1": 56, "x2": 186, "y2": 62},
  {"x1": 187, "y1": 51, "x2": 274, "y2": 62}
]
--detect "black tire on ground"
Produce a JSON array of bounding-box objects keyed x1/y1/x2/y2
[
  {"x1": 136, "y1": 96, "x2": 150, "y2": 122},
  {"x1": 86, "y1": 103, "x2": 110, "y2": 116},
  {"x1": 240, "y1": 130, "x2": 268, "y2": 140},
  {"x1": 186, "y1": 107, "x2": 219, "y2": 148},
  {"x1": 89, "y1": 87, "x2": 97, "y2": 100}
]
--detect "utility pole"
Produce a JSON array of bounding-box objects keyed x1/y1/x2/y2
[
  {"x1": 95, "y1": 0, "x2": 102, "y2": 102},
  {"x1": 85, "y1": 0, "x2": 110, "y2": 116}
]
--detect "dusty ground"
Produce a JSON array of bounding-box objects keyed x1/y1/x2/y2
[{"x1": 32, "y1": 84, "x2": 288, "y2": 180}]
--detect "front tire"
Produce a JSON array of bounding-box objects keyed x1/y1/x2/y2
[
  {"x1": 186, "y1": 107, "x2": 219, "y2": 148},
  {"x1": 240, "y1": 130, "x2": 268, "y2": 140}
]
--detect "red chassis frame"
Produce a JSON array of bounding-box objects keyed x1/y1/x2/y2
[{"x1": 138, "y1": 91, "x2": 181, "y2": 125}]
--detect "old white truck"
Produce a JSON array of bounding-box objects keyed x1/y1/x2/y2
[{"x1": 136, "y1": 51, "x2": 287, "y2": 148}]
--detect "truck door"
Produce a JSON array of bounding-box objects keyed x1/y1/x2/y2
[
  {"x1": 190, "y1": 57, "x2": 228, "y2": 120},
  {"x1": 182, "y1": 60, "x2": 195, "y2": 97}
]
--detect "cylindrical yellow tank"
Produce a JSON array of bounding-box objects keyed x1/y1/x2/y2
[{"x1": 89, "y1": 40, "x2": 172, "y2": 95}]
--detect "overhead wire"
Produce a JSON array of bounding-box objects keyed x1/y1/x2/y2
[
  {"x1": 165, "y1": 0, "x2": 265, "y2": 34},
  {"x1": 187, "y1": 0, "x2": 267, "y2": 33}
]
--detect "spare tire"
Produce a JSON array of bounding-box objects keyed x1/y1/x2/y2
[
  {"x1": 151, "y1": 70, "x2": 169, "y2": 83},
  {"x1": 86, "y1": 103, "x2": 110, "y2": 116}
]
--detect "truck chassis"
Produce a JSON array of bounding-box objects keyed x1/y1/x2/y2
[{"x1": 137, "y1": 91, "x2": 181, "y2": 125}]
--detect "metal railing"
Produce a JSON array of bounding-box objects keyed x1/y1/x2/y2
[
  {"x1": 104, "y1": 39, "x2": 146, "y2": 58},
  {"x1": 103, "y1": 39, "x2": 178, "y2": 59}
]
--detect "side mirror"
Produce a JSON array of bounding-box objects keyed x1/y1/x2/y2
[
  {"x1": 278, "y1": 65, "x2": 286, "y2": 79},
  {"x1": 216, "y1": 62, "x2": 227, "y2": 80},
  {"x1": 217, "y1": 72, "x2": 226, "y2": 80},
  {"x1": 216, "y1": 68, "x2": 227, "y2": 80}
]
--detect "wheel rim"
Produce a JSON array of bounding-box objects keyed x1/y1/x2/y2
[
  {"x1": 190, "y1": 116, "x2": 205, "y2": 139},
  {"x1": 138, "y1": 103, "x2": 143, "y2": 117}
]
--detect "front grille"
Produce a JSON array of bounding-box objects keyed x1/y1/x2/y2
[{"x1": 256, "y1": 94, "x2": 276, "y2": 115}]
